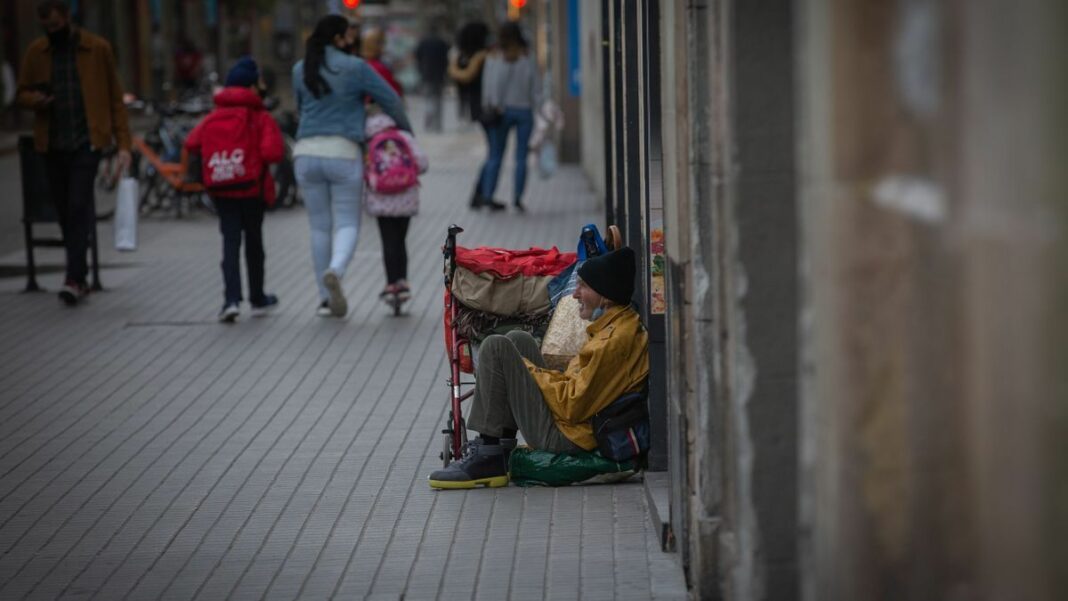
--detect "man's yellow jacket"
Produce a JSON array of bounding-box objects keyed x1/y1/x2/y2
[{"x1": 525, "y1": 305, "x2": 649, "y2": 450}]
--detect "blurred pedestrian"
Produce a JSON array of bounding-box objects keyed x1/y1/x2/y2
[
  {"x1": 0, "y1": 61, "x2": 13, "y2": 110},
  {"x1": 363, "y1": 111, "x2": 428, "y2": 307},
  {"x1": 174, "y1": 36, "x2": 203, "y2": 95},
  {"x1": 480, "y1": 22, "x2": 541, "y2": 213},
  {"x1": 448, "y1": 21, "x2": 505, "y2": 211},
  {"x1": 16, "y1": 0, "x2": 131, "y2": 306},
  {"x1": 0, "y1": 42, "x2": 13, "y2": 112},
  {"x1": 343, "y1": 19, "x2": 361, "y2": 56},
  {"x1": 292, "y1": 15, "x2": 411, "y2": 318},
  {"x1": 184, "y1": 56, "x2": 284, "y2": 323},
  {"x1": 361, "y1": 27, "x2": 403, "y2": 98},
  {"x1": 415, "y1": 22, "x2": 449, "y2": 132}
]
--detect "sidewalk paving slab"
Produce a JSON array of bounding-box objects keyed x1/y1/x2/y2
[{"x1": 0, "y1": 101, "x2": 688, "y2": 600}]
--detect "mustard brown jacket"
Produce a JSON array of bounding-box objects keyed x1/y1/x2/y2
[
  {"x1": 524, "y1": 305, "x2": 650, "y2": 450},
  {"x1": 16, "y1": 28, "x2": 131, "y2": 153}
]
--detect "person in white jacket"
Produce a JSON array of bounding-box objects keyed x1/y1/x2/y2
[{"x1": 363, "y1": 111, "x2": 428, "y2": 306}]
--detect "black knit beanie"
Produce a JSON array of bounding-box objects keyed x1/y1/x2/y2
[{"x1": 577, "y1": 247, "x2": 636, "y2": 306}]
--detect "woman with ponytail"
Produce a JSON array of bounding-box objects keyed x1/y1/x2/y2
[{"x1": 292, "y1": 15, "x2": 411, "y2": 318}]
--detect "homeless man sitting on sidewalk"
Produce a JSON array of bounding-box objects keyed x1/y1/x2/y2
[{"x1": 429, "y1": 248, "x2": 649, "y2": 490}]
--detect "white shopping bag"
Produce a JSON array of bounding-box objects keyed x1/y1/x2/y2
[
  {"x1": 114, "y1": 176, "x2": 139, "y2": 251},
  {"x1": 537, "y1": 139, "x2": 558, "y2": 180}
]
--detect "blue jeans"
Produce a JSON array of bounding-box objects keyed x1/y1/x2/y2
[
  {"x1": 480, "y1": 107, "x2": 534, "y2": 206},
  {"x1": 294, "y1": 155, "x2": 364, "y2": 301}
]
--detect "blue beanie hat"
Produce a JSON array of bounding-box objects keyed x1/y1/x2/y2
[{"x1": 225, "y1": 56, "x2": 259, "y2": 88}]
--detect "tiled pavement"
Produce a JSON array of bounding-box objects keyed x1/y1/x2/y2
[{"x1": 0, "y1": 100, "x2": 688, "y2": 600}]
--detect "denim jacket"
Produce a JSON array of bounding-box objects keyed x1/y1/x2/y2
[{"x1": 292, "y1": 47, "x2": 411, "y2": 143}]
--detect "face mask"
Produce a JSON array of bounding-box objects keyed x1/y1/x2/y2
[
  {"x1": 591, "y1": 305, "x2": 605, "y2": 321},
  {"x1": 47, "y1": 25, "x2": 71, "y2": 47}
]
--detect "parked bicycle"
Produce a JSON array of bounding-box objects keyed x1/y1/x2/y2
[
  {"x1": 130, "y1": 97, "x2": 214, "y2": 217},
  {"x1": 260, "y1": 67, "x2": 300, "y2": 209},
  {"x1": 263, "y1": 95, "x2": 300, "y2": 208}
]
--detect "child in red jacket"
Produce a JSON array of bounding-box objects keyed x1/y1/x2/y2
[{"x1": 185, "y1": 57, "x2": 284, "y2": 323}]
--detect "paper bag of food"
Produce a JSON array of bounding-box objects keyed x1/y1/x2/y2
[{"x1": 540, "y1": 295, "x2": 588, "y2": 370}]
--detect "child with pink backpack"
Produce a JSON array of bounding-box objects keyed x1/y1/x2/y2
[{"x1": 363, "y1": 111, "x2": 429, "y2": 310}]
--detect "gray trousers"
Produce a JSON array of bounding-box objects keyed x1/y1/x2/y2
[{"x1": 467, "y1": 331, "x2": 584, "y2": 454}]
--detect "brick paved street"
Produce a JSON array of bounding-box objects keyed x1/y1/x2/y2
[{"x1": 0, "y1": 101, "x2": 687, "y2": 600}]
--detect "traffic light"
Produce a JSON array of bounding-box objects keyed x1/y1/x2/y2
[
  {"x1": 508, "y1": 0, "x2": 526, "y2": 20},
  {"x1": 342, "y1": 0, "x2": 360, "y2": 8}
]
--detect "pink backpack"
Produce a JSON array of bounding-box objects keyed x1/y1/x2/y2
[{"x1": 365, "y1": 128, "x2": 419, "y2": 194}]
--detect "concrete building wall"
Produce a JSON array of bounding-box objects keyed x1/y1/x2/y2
[
  {"x1": 584, "y1": 1, "x2": 1066, "y2": 599},
  {"x1": 656, "y1": 0, "x2": 696, "y2": 578},
  {"x1": 578, "y1": 0, "x2": 606, "y2": 203},
  {"x1": 796, "y1": 0, "x2": 1068, "y2": 599},
  {"x1": 731, "y1": 1, "x2": 799, "y2": 596},
  {"x1": 655, "y1": 0, "x2": 801, "y2": 597}
]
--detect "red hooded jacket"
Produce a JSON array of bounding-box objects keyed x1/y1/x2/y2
[
  {"x1": 367, "y1": 58, "x2": 404, "y2": 97},
  {"x1": 185, "y1": 87, "x2": 284, "y2": 204}
]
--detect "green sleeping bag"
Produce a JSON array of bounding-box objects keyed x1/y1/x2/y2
[{"x1": 509, "y1": 447, "x2": 640, "y2": 487}]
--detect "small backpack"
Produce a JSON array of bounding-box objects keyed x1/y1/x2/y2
[
  {"x1": 199, "y1": 108, "x2": 263, "y2": 193},
  {"x1": 591, "y1": 389, "x2": 651, "y2": 462},
  {"x1": 365, "y1": 128, "x2": 419, "y2": 194}
]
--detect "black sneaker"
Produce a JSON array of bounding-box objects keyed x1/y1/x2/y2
[
  {"x1": 250, "y1": 294, "x2": 279, "y2": 317},
  {"x1": 485, "y1": 199, "x2": 507, "y2": 211},
  {"x1": 58, "y1": 280, "x2": 90, "y2": 306},
  {"x1": 218, "y1": 303, "x2": 240, "y2": 323},
  {"x1": 428, "y1": 437, "x2": 509, "y2": 489},
  {"x1": 514, "y1": 202, "x2": 526, "y2": 213}
]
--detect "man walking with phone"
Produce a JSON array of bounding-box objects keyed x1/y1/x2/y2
[{"x1": 16, "y1": 0, "x2": 131, "y2": 305}]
